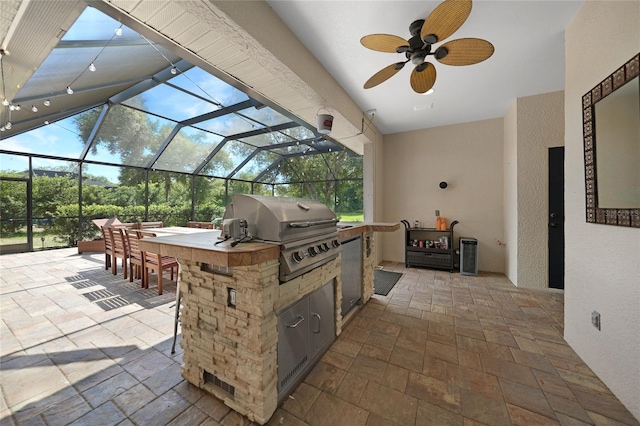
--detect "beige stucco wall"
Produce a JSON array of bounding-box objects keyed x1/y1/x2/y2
[
  {"x1": 516, "y1": 91, "x2": 565, "y2": 289},
  {"x1": 503, "y1": 100, "x2": 518, "y2": 283},
  {"x1": 381, "y1": 119, "x2": 505, "y2": 273},
  {"x1": 565, "y1": 0, "x2": 640, "y2": 420}
]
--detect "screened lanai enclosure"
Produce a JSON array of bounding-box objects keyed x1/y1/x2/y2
[{"x1": 0, "y1": 5, "x2": 362, "y2": 253}]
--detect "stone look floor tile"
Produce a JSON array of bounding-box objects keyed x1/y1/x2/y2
[
  {"x1": 357, "y1": 381, "x2": 418, "y2": 425},
  {"x1": 40, "y1": 394, "x2": 92, "y2": 426},
  {"x1": 415, "y1": 399, "x2": 464, "y2": 426},
  {"x1": 67, "y1": 401, "x2": 126, "y2": 426},
  {"x1": 2, "y1": 252, "x2": 639, "y2": 426},
  {"x1": 499, "y1": 378, "x2": 557, "y2": 420},
  {"x1": 282, "y1": 382, "x2": 320, "y2": 419},
  {"x1": 461, "y1": 387, "x2": 511, "y2": 426},
  {"x1": 303, "y1": 361, "x2": 346, "y2": 395},
  {"x1": 304, "y1": 392, "x2": 369, "y2": 426},
  {"x1": 334, "y1": 372, "x2": 368, "y2": 405}
]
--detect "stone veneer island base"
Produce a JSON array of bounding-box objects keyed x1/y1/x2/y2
[{"x1": 139, "y1": 223, "x2": 399, "y2": 424}]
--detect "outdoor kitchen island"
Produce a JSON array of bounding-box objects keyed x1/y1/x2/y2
[{"x1": 139, "y1": 221, "x2": 399, "y2": 424}]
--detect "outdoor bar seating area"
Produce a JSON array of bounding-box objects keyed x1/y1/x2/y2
[{"x1": 95, "y1": 220, "x2": 220, "y2": 294}]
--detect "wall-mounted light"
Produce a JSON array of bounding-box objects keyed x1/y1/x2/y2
[
  {"x1": 31, "y1": 105, "x2": 38, "y2": 112},
  {"x1": 88, "y1": 63, "x2": 96, "y2": 72},
  {"x1": 43, "y1": 99, "x2": 51, "y2": 107},
  {"x1": 66, "y1": 86, "x2": 73, "y2": 94}
]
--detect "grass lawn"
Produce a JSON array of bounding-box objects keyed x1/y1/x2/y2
[
  {"x1": 1, "y1": 228, "x2": 68, "y2": 249},
  {"x1": 337, "y1": 212, "x2": 364, "y2": 222}
]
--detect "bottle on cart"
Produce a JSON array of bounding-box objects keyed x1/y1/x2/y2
[{"x1": 414, "y1": 220, "x2": 420, "y2": 228}]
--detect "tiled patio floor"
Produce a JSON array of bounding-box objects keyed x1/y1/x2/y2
[{"x1": 1, "y1": 248, "x2": 638, "y2": 425}]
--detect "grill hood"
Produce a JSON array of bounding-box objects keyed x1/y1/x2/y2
[{"x1": 226, "y1": 194, "x2": 338, "y2": 242}]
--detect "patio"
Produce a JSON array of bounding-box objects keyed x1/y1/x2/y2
[{"x1": 1, "y1": 249, "x2": 637, "y2": 425}]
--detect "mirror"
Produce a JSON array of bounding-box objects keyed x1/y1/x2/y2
[{"x1": 583, "y1": 53, "x2": 640, "y2": 227}]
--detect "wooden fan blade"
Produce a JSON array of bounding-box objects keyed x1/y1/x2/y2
[
  {"x1": 364, "y1": 62, "x2": 406, "y2": 89},
  {"x1": 361, "y1": 34, "x2": 410, "y2": 53},
  {"x1": 421, "y1": 0, "x2": 472, "y2": 43},
  {"x1": 436, "y1": 38, "x2": 494, "y2": 66},
  {"x1": 410, "y1": 63, "x2": 437, "y2": 94}
]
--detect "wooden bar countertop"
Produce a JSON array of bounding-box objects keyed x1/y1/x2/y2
[{"x1": 138, "y1": 222, "x2": 400, "y2": 267}]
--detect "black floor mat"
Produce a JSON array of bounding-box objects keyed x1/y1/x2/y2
[{"x1": 374, "y1": 269, "x2": 402, "y2": 296}]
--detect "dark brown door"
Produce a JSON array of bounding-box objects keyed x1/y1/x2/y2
[{"x1": 548, "y1": 147, "x2": 564, "y2": 289}]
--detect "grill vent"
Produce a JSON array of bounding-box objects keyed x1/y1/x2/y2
[
  {"x1": 280, "y1": 355, "x2": 308, "y2": 389},
  {"x1": 203, "y1": 370, "x2": 235, "y2": 396}
]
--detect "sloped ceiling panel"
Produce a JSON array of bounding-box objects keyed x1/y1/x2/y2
[
  {"x1": 1, "y1": 1, "x2": 85, "y2": 115},
  {"x1": 104, "y1": 0, "x2": 367, "y2": 154}
]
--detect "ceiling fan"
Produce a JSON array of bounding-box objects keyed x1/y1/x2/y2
[{"x1": 361, "y1": 0, "x2": 494, "y2": 94}]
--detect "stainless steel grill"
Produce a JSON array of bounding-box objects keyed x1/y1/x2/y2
[{"x1": 225, "y1": 194, "x2": 342, "y2": 282}]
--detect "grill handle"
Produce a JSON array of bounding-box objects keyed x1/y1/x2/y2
[{"x1": 289, "y1": 219, "x2": 337, "y2": 228}]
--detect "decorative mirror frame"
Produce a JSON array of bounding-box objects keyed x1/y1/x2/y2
[{"x1": 583, "y1": 53, "x2": 640, "y2": 227}]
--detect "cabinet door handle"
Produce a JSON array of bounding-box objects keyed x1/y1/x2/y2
[
  {"x1": 286, "y1": 315, "x2": 305, "y2": 328},
  {"x1": 312, "y1": 313, "x2": 321, "y2": 333}
]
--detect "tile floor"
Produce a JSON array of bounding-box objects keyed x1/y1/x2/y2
[{"x1": 1, "y1": 249, "x2": 638, "y2": 426}]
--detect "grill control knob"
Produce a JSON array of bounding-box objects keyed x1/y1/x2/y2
[
  {"x1": 308, "y1": 246, "x2": 318, "y2": 257},
  {"x1": 317, "y1": 244, "x2": 327, "y2": 253},
  {"x1": 292, "y1": 251, "x2": 304, "y2": 263},
  {"x1": 322, "y1": 242, "x2": 330, "y2": 252},
  {"x1": 331, "y1": 239, "x2": 341, "y2": 248}
]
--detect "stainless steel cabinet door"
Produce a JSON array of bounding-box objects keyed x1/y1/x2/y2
[
  {"x1": 309, "y1": 280, "x2": 335, "y2": 357},
  {"x1": 277, "y1": 297, "x2": 309, "y2": 395}
]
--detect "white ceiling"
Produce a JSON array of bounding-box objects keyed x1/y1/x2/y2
[{"x1": 266, "y1": 0, "x2": 584, "y2": 135}]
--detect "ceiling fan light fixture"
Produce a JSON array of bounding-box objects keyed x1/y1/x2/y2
[
  {"x1": 1, "y1": 98, "x2": 9, "y2": 106},
  {"x1": 411, "y1": 52, "x2": 426, "y2": 65}
]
